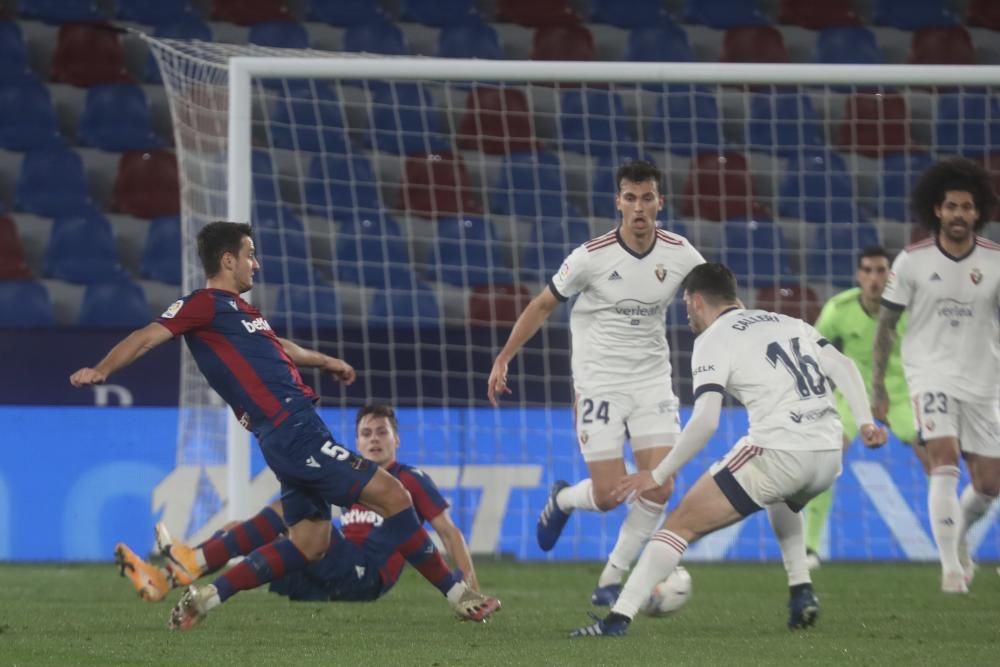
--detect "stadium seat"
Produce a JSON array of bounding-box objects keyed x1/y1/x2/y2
[
  {"x1": 778, "y1": 0, "x2": 860, "y2": 29},
  {"x1": 110, "y1": 151, "x2": 181, "y2": 219},
  {"x1": 590, "y1": 0, "x2": 664, "y2": 28},
  {"x1": 496, "y1": 0, "x2": 578, "y2": 27},
  {"x1": 680, "y1": 152, "x2": 767, "y2": 222},
  {"x1": 269, "y1": 84, "x2": 350, "y2": 154},
  {"x1": 44, "y1": 212, "x2": 125, "y2": 284},
  {"x1": 436, "y1": 21, "x2": 505, "y2": 60},
  {"x1": 754, "y1": 284, "x2": 820, "y2": 323},
  {"x1": 589, "y1": 149, "x2": 651, "y2": 218},
  {"x1": 531, "y1": 24, "x2": 594, "y2": 61},
  {"x1": 305, "y1": 154, "x2": 381, "y2": 219},
  {"x1": 877, "y1": 151, "x2": 935, "y2": 221},
  {"x1": 397, "y1": 152, "x2": 482, "y2": 219},
  {"x1": 0, "y1": 21, "x2": 32, "y2": 81},
  {"x1": 211, "y1": 0, "x2": 291, "y2": 25},
  {"x1": 622, "y1": 24, "x2": 694, "y2": 68},
  {"x1": 490, "y1": 150, "x2": 568, "y2": 218},
  {"x1": 968, "y1": 0, "x2": 1000, "y2": 30},
  {"x1": 456, "y1": 86, "x2": 536, "y2": 155},
  {"x1": 248, "y1": 21, "x2": 310, "y2": 49},
  {"x1": 251, "y1": 151, "x2": 282, "y2": 206},
  {"x1": 934, "y1": 93, "x2": 1000, "y2": 156},
  {"x1": 721, "y1": 26, "x2": 788, "y2": 64},
  {"x1": 836, "y1": 92, "x2": 912, "y2": 157},
  {"x1": 140, "y1": 215, "x2": 181, "y2": 285},
  {"x1": 50, "y1": 24, "x2": 131, "y2": 87},
  {"x1": 15, "y1": 148, "x2": 93, "y2": 217},
  {"x1": 685, "y1": 0, "x2": 768, "y2": 29},
  {"x1": 18, "y1": 0, "x2": 106, "y2": 23},
  {"x1": 78, "y1": 83, "x2": 163, "y2": 151},
  {"x1": 746, "y1": 93, "x2": 825, "y2": 156},
  {"x1": 367, "y1": 83, "x2": 450, "y2": 155},
  {"x1": 272, "y1": 284, "x2": 340, "y2": 330},
  {"x1": 117, "y1": 0, "x2": 195, "y2": 24},
  {"x1": 722, "y1": 220, "x2": 794, "y2": 288},
  {"x1": 558, "y1": 88, "x2": 636, "y2": 158},
  {"x1": 778, "y1": 151, "x2": 861, "y2": 224},
  {"x1": 468, "y1": 283, "x2": 532, "y2": 327},
  {"x1": 343, "y1": 19, "x2": 407, "y2": 56},
  {"x1": 369, "y1": 283, "x2": 442, "y2": 329},
  {"x1": 813, "y1": 26, "x2": 882, "y2": 65},
  {"x1": 78, "y1": 281, "x2": 149, "y2": 328},
  {"x1": 0, "y1": 215, "x2": 32, "y2": 279},
  {"x1": 401, "y1": 0, "x2": 480, "y2": 27},
  {"x1": 520, "y1": 216, "x2": 591, "y2": 283},
  {"x1": 806, "y1": 223, "x2": 881, "y2": 286},
  {"x1": 428, "y1": 216, "x2": 512, "y2": 287},
  {"x1": 144, "y1": 18, "x2": 213, "y2": 83},
  {"x1": 874, "y1": 0, "x2": 956, "y2": 30},
  {"x1": 335, "y1": 215, "x2": 413, "y2": 288},
  {"x1": 0, "y1": 78, "x2": 63, "y2": 150},
  {"x1": 306, "y1": 0, "x2": 385, "y2": 26},
  {"x1": 0, "y1": 280, "x2": 54, "y2": 327},
  {"x1": 645, "y1": 87, "x2": 722, "y2": 156},
  {"x1": 908, "y1": 26, "x2": 976, "y2": 65},
  {"x1": 255, "y1": 209, "x2": 313, "y2": 286}
]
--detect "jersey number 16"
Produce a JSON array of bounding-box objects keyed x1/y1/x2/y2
[{"x1": 766, "y1": 337, "x2": 827, "y2": 399}]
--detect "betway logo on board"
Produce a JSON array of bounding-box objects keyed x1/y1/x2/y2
[{"x1": 241, "y1": 317, "x2": 272, "y2": 333}]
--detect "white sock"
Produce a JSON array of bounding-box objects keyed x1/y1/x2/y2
[
  {"x1": 767, "y1": 503, "x2": 811, "y2": 587},
  {"x1": 556, "y1": 478, "x2": 598, "y2": 513},
  {"x1": 928, "y1": 466, "x2": 963, "y2": 574},
  {"x1": 599, "y1": 496, "x2": 665, "y2": 586},
  {"x1": 958, "y1": 485, "x2": 994, "y2": 536},
  {"x1": 610, "y1": 529, "x2": 687, "y2": 620},
  {"x1": 445, "y1": 580, "x2": 467, "y2": 605}
]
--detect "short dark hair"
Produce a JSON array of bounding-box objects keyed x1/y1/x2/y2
[
  {"x1": 857, "y1": 246, "x2": 892, "y2": 268},
  {"x1": 616, "y1": 159, "x2": 662, "y2": 192},
  {"x1": 355, "y1": 404, "x2": 399, "y2": 435},
  {"x1": 910, "y1": 157, "x2": 997, "y2": 232},
  {"x1": 197, "y1": 221, "x2": 253, "y2": 278},
  {"x1": 681, "y1": 262, "x2": 738, "y2": 303}
]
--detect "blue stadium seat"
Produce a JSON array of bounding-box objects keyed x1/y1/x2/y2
[
  {"x1": 746, "y1": 93, "x2": 825, "y2": 156},
  {"x1": 367, "y1": 83, "x2": 450, "y2": 155},
  {"x1": 305, "y1": 154, "x2": 381, "y2": 219},
  {"x1": 558, "y1": 88, "x2": 637, "y2": 159},
  {"x1": 0, "y1": 280, "x2": 54, "y2": 328},
  {"x1": 117, "y1": 0, "x2": 196, "y2": 24},
  {"x1": 428, "y1": 216, "x2": 512, "y2": 287},
  {"x1": 721, "y1": 219, "x2": 794, "y2": 288},
  {"x1": 248, "y1": 21, "x2": 310, "y2": 49},
  {"x1": 272, "y1": 284, "x2": 340, "y2": 330},
  {"x1": 307, "y1": 0, "x2": 385, "y2": 26},
  {"x1": 806, "y1": 223, "x2": 881, "y2": 286},
  {"x1": 877, "y1": 152, "x2": 935, "y2": 221},
  {"x1": 0, "y1": 78, "x2": 63, "y2": 150},
  {"x1": 684, "y1": 0, "x2": 768, "y2": 28},
  {"x1": 589, "y1": 150, "x2": 652, "y2": 218},
  {"x1": 591, "y1": 0, "x2": 664, "y2": 27},
  {"x1": 622, "y1": 23, "x2": 694, "y2": 69},
  {"x1": 16, "y1": 149, "x2": 92, "y2": 217},
  {"x1": 436, "y1": 21, "x2": 504, "y2": 59},
  {"x1": 935, "y1": 93, "x2": 1000, "y2": 156},
  {"x1": 141, "y1": 215, "x2": 181, "y2": 285},
  {"x1": 44, "y1": 212, "x2": 125, "y2": 284},
  {"x1": 873, "y1": 0, "x2": 956, "y2": 30},
  {"x1": 813, "y1": 26, "x2": 882, "y2": 65},
  {"x1": 78, "y1": 281, "x2": 150, "y2": 328},
  {"x1": 19, "y1": 0, "x2": 106, "y2": 23},
  {"x1": 646, "y1": 87, "x2": 723, "y2": 156},
  {"x1": 268, "y1": 83, "x2": 350, "y2": 154},
  {"x1": 401, "y1": 0, "x2": 480, "y2": 26},
  {"x1": 490, "y1": 150, "x2": 569, "y2": 218},
  {"x1": 78, "y1": 83, "x2": 162, "y2": 151},
  {"x1": 255, "y1": 206, "x2": 313, "y2": 285},
  {"x1": 144, "y1": 18, "x2": 213, "y2": 83},
  {"x1": 343, "y1": 19, "x2": 407, "y2": 55},
  {"x1": 0, "y1": 21, "x2": 32, "y2": 81},
  {"x1": 779, "y1": 151, "x2": 863, "y2": 224},
  {"x1": 369, "y1": 283, "x2": 442, "y2": 329},
  {"x1": 336, "y1": 215, "x2": 415, "y2": 288},
  {"x1": 521, "y1": 215, "x2": 591, "y2": 283},
  {"x1": 251, "y1": 150, "x2": 281, "y2": 205}
]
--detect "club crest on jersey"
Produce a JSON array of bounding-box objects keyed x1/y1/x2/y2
[
  {"x1": 654, "y1": 264, "x2": 667, "y2": 282},
  {"x1": 578, "y1": 431, "x2": 589, "y2": 445},
  {"x1": 161, "y1": 300, "x2": 183, "y2": 319},
  {"x1": 970, "y1": 268, "x2": 983, "y2": 285}
]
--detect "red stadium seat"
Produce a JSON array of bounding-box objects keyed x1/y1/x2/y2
[
  {"x1": 721, "y1": 26, "x2": 788, "y2": 63},
  {"x1": 50, "y1": 24, "x2": 131, "y2": 87},
  {"x1": 968, "y1": 0, "x2": 1000, "y2": 30},
  {"x1": 0, "y1": 215, "x2": 32, "y2": 280},
  {"x1": 468, "y1": 284, "x2": 532, "y2": 327},
  {"x1": 396, "y1": 152, "x2": 483, "y2": 219},
  {"x1": 837, "y1": 92, "x2": 913, "y2": 157},
  {"x1": 778, "y1": 0, "x2": 861, "y2": 29},
  {"x1": 908, "y1": 26, "x2": 976, "y2": 65},
  {"x1": 211, "y1": 0, "x2": 291, "y2": 25},
  {"x1": 496, "y1": 0, "x2": 578, "y2": 27},
  {"x1": 456, "y1": 87, "x2": 537, "y2": 155},
  {"x1": 111, "y1": 150, "x2": 180, "y2": 219},
  {"x1": 754, "y1": 284, "x2": 821, "y2": 323},
  {"x1": 531, "y1": 24, "x2": 595, "y2": 61},
  {"x1": 680, "y1": 152, "x2": 768, "y2": 222}
]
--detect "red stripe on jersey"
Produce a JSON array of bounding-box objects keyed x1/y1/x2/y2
[
  {"x1": 158, "y1": 289, "x2": 215, "y2": 337},
  {"x1": 235, "y1": 299, "x2": 316, "y2": 400},
  {"x1": 585, "y1": 238, "x2": 617, "y2": 253},
  {"x1": 975, "y1": 237, "x2": 1000, "y2": 250},
  {"x1": 904, "y1": 238, "x2": 935, "y2": 252},
  {"x1": 584, "y1": 231, "x2": 615, "y2": 249},
  {"x1": 655, "y1": 230, "x2": 683, "y2": 246}
]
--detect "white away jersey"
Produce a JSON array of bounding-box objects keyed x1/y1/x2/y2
[
  {"x1": 549, "y1": 227, "x2": 705, "y2": 393},
  {"x1": 691, "y1": 308, "x2": 842, "y2": 451},
  {"x1": 881, "y1": 237, "x2": 1000, "y2": 402}
]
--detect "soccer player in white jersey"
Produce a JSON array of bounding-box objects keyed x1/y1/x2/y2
[
  {"x1": 487, "y1": 160, "x2": 705, "y2": 604},
  {"x1": 872, "y1": 157, "x2": 1000, "y2": 594},
  {"x1": 570, "y1": 263, "x2": 886, "y2": 637}
]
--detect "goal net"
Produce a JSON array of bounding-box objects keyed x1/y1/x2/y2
[{"x1": 146, "y1": 36, "x2": 1000, "y2": 562}]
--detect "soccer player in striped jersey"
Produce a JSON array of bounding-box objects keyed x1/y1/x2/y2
[
  {"x1": 71, "y1": 222, "x2": 498, "y2": 627},
  {"x1": 488, "y1": 160, "x2": 705, "y2": 605},
  {"x1": 571, "y1": 263, "x2": 886, "y2": 637},
  {"x1": 872, "y1": 158, "x2": 1000, "y2": 594}
]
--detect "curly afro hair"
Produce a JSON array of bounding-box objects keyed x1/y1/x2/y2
[{"x1": 910, "y1": 157, "x2": 997, "y2": 232}]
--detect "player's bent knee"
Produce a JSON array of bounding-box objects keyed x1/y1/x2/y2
[
  {"x1": 641, "y1": 477, "x2": 674, "y2": 505},
  {"x1": 592, "y1": 491, "x2": 621, "y2": 512}
]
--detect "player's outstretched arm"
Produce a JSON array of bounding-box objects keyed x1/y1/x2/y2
[
  {"x1": 487, "y1": 287, "x2": 559, "y2": 406},
  {"x1": 870, "y1": 307, "x2": 902, "y2": 423},
  {"x1": 818, "y1": 343, "x2": 887, "y2": 448},
  {"x1": 430, "y1": 509, "x2": 479, "y2": 592},
  {"x1": 277, "y1": 337, "x2": 355, "y2": 385},
  {"x1": 69, "y1": 322, "x2": 174, "y2": 387}
]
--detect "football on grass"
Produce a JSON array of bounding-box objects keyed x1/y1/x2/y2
[{"x1": 641, "y1": 566, "x2": 692, "y2": 617}]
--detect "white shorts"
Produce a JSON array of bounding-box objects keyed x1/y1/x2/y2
[
  {"x1": 911, "y1": 391, "x2": 1000, "y2": 457},
  {"x1": 709, "y1": 438, "x2": 842, "y2": 515},
  {"x1": 574, "y1": 389, "x2": 680, "y2": 462}
]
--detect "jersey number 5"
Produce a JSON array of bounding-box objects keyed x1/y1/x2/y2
[
  {"x1": 321, "y1": 441, "x2": 351, "y2": 461},
  {"x1": 766, "y1": 337, "x2": 827, "y2": 399}
]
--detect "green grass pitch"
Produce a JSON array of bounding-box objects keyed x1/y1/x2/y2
[{"x1": 1, "y1": 561, "x2": 997, "y2": 666}]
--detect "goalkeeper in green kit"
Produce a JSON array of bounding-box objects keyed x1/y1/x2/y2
[{"x1": 803, "y1": 247, "x2": 929, "y2": 569}]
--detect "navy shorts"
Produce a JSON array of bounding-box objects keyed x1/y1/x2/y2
[{"x1": 258, "y1": 408, "x2": 378, "y2": 526}]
